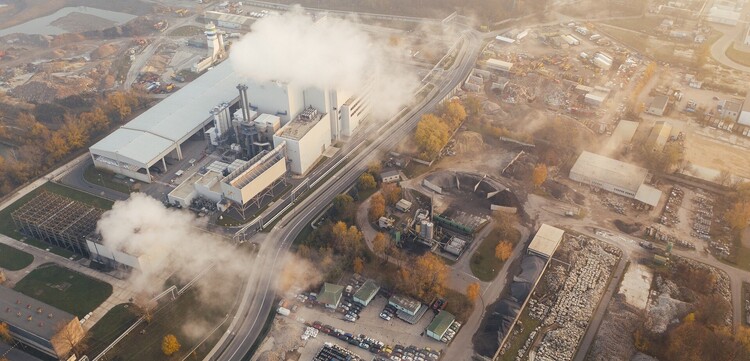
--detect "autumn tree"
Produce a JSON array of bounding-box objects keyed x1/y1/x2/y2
[
  {"x1": 413, "y1": 253, "x2": 449, "y2": 299},
  {"x1": 382, "y1": 183, "x2": 402, "y2": 206},
  {"x1": 162, "y1": 334, "x2": 181, "y2": 356},
  {"x1": 332, "y1": 194, "x2": 355, "y2": 222},
  {"x1": 369, "y1": 193, "x2": 386, "y2": 222},
  {"x1": 415, "y1": 114, "x2": 450, "y2": 158},
  {"x1": 358, "y1": 172, "x2": 377, "y2": 190},
  {"x1": 45, "y1": 132, "x2": 71, "y2": 163},
  {"x1": 332, "y1": 221, "x2": 363, "y2": 257},
  {"x1": 440, "y1": 100, "x2": 467, "y2": 129},
  {"x1": 465, "y1": 95, "x2": 482, "y2": 116},
  {"x1": 353, "y1": 257, "x2": 364, "y2": 274},
  {"x1": 495, "y1": 241, "x2": 513, "y2": 261},
  {"x1": 372, "y1": 232, "x2": 389, "y2": 263},
  {"x1": 107, "y1": 92, "x2": 133, "y2": 120},
  {"x1": 532, "y1": 163, "x2": 547, "y2": 188},
  {"x1": 0, "y1": 322, "x2": 11, "y2": 343},
  {"x1": 466, "y1": 282, "x2": 481, "y2": 302},
  {"x1": 367, "y1": 161, "x2": 382, "y2": 175},
  {"x1": 726, "y1": 201, "x2": 750, "y2": 231},
  {"x1": 60, "y1": 115, "x2": 89, "y2": 150},
  {"x1": 54, "y1": 320, "x2": 88, "y2": 356}
]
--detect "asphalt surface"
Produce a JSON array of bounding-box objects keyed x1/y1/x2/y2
[{"x1": 205, "y1": 28, "x2": 483, "y2": 361}]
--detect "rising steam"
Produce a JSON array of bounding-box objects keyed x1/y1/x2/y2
[
  {"x1": 96, "y1": 193, "x2": 249, "y2": 297},
  {"x1": 230, "y1": 6, "x2": 419, "y2": 118}
]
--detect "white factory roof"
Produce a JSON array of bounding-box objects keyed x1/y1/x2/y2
[
  {"x1": 634, "y1": 184, "x2": 662, "y2": 207},
  {"x1": 89, "y1": 128, "x2": 174, "y2": 167},
  {"x1": 528, "y1": 224, "x2": 564, "y2": 259},
  {"x1": 486, "y1": 58, "x2": 513, "y2": 71},
  {"x1": 91, "y1": 60, "x2": 246, "y2": 166},
  {"x1": 570, "y1": 151, "x2": 648, "y2": 193},
  {"x1": 205, "y1": 11, "x2": 255, "y2": 26}
]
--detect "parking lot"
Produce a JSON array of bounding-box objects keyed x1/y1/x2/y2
[{"x1": 295, "y1": 293, "x2": 447, "y2": 360}]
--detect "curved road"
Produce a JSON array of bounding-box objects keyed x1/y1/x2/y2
[
  {"x1": 205, "y1": 29, "x2": 483, "y2": 361},
  {"x1": 710, "y1": 25, "x2": 750, "y2": 73}
]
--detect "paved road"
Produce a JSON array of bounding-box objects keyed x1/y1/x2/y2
[
  {"x1": 205, "y1": 27, "x2": 483, "y2": 361},
  {"x1": 58, "y1": 158, "x2": 130, "y2": 202},
  {"x1": 709, "y1": 25, "x2": 750, "y2": 73}
]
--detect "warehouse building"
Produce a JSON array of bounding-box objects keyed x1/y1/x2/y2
[
  {"x1": 527, "y1": 224, "x2": 564, "y2": 259},
  {"x1": 0, "y1": 286, "x2": 85, "y2": 359},
  {"x1": 318, "y1": 283, "x2": 344, "y2": 309},
  {"x1": 486, "y1": 59, "x2": 514, "y2": 73},
  {"x1": 388, "y1": 294, "x2": 428, "y2": 323},
  {"x1": 645, "y1": 95, "x2": 669, "y2": 116},
  {"x1": 739, "y1": 94, "x2": 750, "y2": 126},
  {"x1": 353, "y1": 280, "x2": 380, "y2": 306},
  {"x1": 380, "y1": 169, "x2": 401, "y2": 183},
  {"x1": 426, "y1": 311, "x2": 456, "y2": 341},
  {"x1": 205, "y1": 11, "x2": 255, "y2": 30},
  {"x1": 719, "y1": 98, "x2": 744, "y2": 122},
  {"x1": 646, "y1": 121, "x2": 673, "y2": 152},
  {"x1": 11, "y1": 192, "x2": 104, "y2": 257},
  {"x1": 86, "y1": 234, "x2": 144, "y2": 271},
  {"x1": 569, "y1": 151, "x2": 662, "y2": 207}
]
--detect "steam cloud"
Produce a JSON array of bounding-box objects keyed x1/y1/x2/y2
[
  {"x1": 230, "y1": 6, "x2": 419, "y2": 118},
  {"x1": 97, "y1": 194, "x2": 249, "y2": 297}
]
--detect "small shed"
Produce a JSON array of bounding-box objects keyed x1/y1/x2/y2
[
  {"x1": 380, "y1": 169, "x2": 401, "y2": 183},
  {"x1": 426, "y1": 311, "x2": 455, "y2": 341},
  {"x1": 353, "y1": 280, "x2": 380, "y2": 306},
  {"x1": 395, "y1": 199, "x2": 412, "y2": 212},
  {"x1": 318, "y1": 283, "x2": 344, "y2": 309}
]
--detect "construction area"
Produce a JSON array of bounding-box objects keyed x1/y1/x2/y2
[{"x1": 11, "y1": 191, "x2": 105, "y2": 257}]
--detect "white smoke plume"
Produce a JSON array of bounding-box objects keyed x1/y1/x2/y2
[
  {"x1": 230, "y1": 6, "x2": 419, "y2": 119},
  {"x1": 96, "y1": 193, "x2": 249, "y2": 297}
]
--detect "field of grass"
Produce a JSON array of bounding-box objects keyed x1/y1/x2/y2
[
  {"x1": 726, "y1": 44, "x2": 750, "y2": 67},
  {"x1": 470, "y1": 226, "x2": 521, "y2": 282},
  {"x1": 0, "y1": 243, "x2": 33, "y2": 271},
  {"x1": 603, "y1": 17, "x2": 663, "y2": 34},
  {"x1": 0, "y1": 182, "x2": 113, "y2": 258},
  {"x1": 105, "y1": 278, "x2": 240, "y2": 360},
  {"x1": 169, "y1": 25, "x2": 203, "y2": 37},
  {"x1": 499, "y1": 309, "x2": 541, "y2": 361},
  {"x1": 83, "y1": 164, "x2": 131, "y2": 194},
  {"x1": 597, "y1": 24, "x2": 648, "y2": 54},
  {"x1": 87, "y1": 303, "x2": 140, "y2": 357},
  {"x1": 13, "y1": 263, "x2": 113, "y2": 318}
]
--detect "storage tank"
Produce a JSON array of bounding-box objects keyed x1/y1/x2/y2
[{"x1": 421, "y1": 221, "x2": 434, "y2": 240}]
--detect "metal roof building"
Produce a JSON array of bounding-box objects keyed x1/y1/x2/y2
[
  {"x1": 90, "y1": 60, "x2": 246, "y2": 182},
  {"x1": 426, "y1": 311, "x2": 455, "y2": 341},
  {"x1": 569, "y1": 151, "x2": 662, "y2": 207},
  {"x1": 0, "y1": 286, "x2": 85, "y2": 359},
  {"x1": 646, "y1": 121, "x2": 673, "y2": 151},
  {"x1": 318, "y1": 283, "x2": 344, "y2": 309},
  {"x1": 353, "y1": 280, "x2": 380, "y2": 306},
  {"x1": 527, "y1": 224, "x2": 564, "y2": 259}
]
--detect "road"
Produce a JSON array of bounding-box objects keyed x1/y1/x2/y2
[
  {"x1": 709, "y1": 24, "x2": 750, "y2": 73},
  {"x1": 205, "y1": 27, "x2": 483, "y2": 361}
]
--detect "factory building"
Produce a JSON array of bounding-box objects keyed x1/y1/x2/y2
[
  {"x1": 204, "y1": 11, "x2": 255, "y2": 30},
  {"x1": 426, "y1": 311, "x2": 456, "y2": 341},
  {"x1": 486, "y1": 59, "x2": 514, "y2": 73},
  {"x1": 90, "y1": 56, "x2": 370, "y2": 183},
  {"x1": 273, "y1": 107, "x2": 331, "y2": 175},
  {"x1": 318, "y1": 283, "x2": 344, "y2": 309},
  {"x1": 527, "y1": 224, "x2": 564, "y2": 259},
  {"x1": 193, "y1": 22, "x2": 227, "y2": 73},
  {"x1": 353, "y1": 280, "x2": 380, "y2": 306},
  {"x1": 739, "y1": 94, "x2": 750, "y2": 126},
  {"x1": 569, "y1": 151, "x2": 662, "y2": 208},
  {"x1": 220, "y1": 144, "x2": 287, "y2": 205},
  {"x1": 86, "y1": 235, "x2": 144, "y2": 271},
  {"x1": 0, "y1": 286, "x2": 85, "y2": 359},
  {"x1": 719, "y1": 98, "x2": 744, "y2": 122}
]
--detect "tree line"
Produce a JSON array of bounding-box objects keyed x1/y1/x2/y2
[
  {"x1": 414, "y1": 99, "x2": 467, "y2": 160},
  {"x1": 0, "y1": 91, "x2": 141, "y2": 196}
]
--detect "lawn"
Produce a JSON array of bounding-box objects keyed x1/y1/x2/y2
[
  {"x1": 13, "y1": 263, "x2": 113, "y2": 318},
  {"x1": 104, "y1": 277, "x2": 240, "y2": 360},
  {"x1": 469, "y1": 225, "x2": 521, "y2": 282},
  {"x1": 87, "y1": 303, "x2": 140, "y2": 357},
  {"x1": 597, "y1": 24, "x2": 648, "y2": 54},
  {"x1": 0, "y1": 181, "x2": 113, "y2": 258},
  {"x1": 603, "y1": 17, "x2": 664, "y2": 34},
  {"x1": 499, "y1": 308, "x2": 541, "y2": 361},
  {"x1": 0, "y1": 243, "x2": 33, "y2": 271},
  {"x1": 83, "y1": 164, "x2": 132, "y2": 194},
  {"x1": 726, "y1": 44, "x2": 750, "y2": 68}
]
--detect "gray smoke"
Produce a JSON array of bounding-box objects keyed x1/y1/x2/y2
[{"x1": 230, "y1": 6, "x2": 419, "y2": 119}]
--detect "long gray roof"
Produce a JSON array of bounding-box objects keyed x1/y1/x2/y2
[{"x1": 0, "y1": 286, "x2": 76, "y2": 341}]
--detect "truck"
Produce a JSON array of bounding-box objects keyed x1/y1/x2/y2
[{"x1": 277, "y1": 307, "x2": 291, "y2": 316}]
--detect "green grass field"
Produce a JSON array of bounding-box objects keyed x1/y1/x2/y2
[
  {"x1": 13, "y1": 263, "x2": 113, "y2": 318},
  {"x1": 0, "y1": 182, "x2": 113, "y2": 258},
  {"x1": 87, "y1": 303, "x2": 140, "y2": 357},
  {"x1": 470, "y1": 226, "x2": 521, "y2": 282},
  {"x1": 0, "y1": 243, "x2": 33, "y2": 271},
  {"x1": 105, "y1": 279, "x2": 239, "y2": 360}
]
